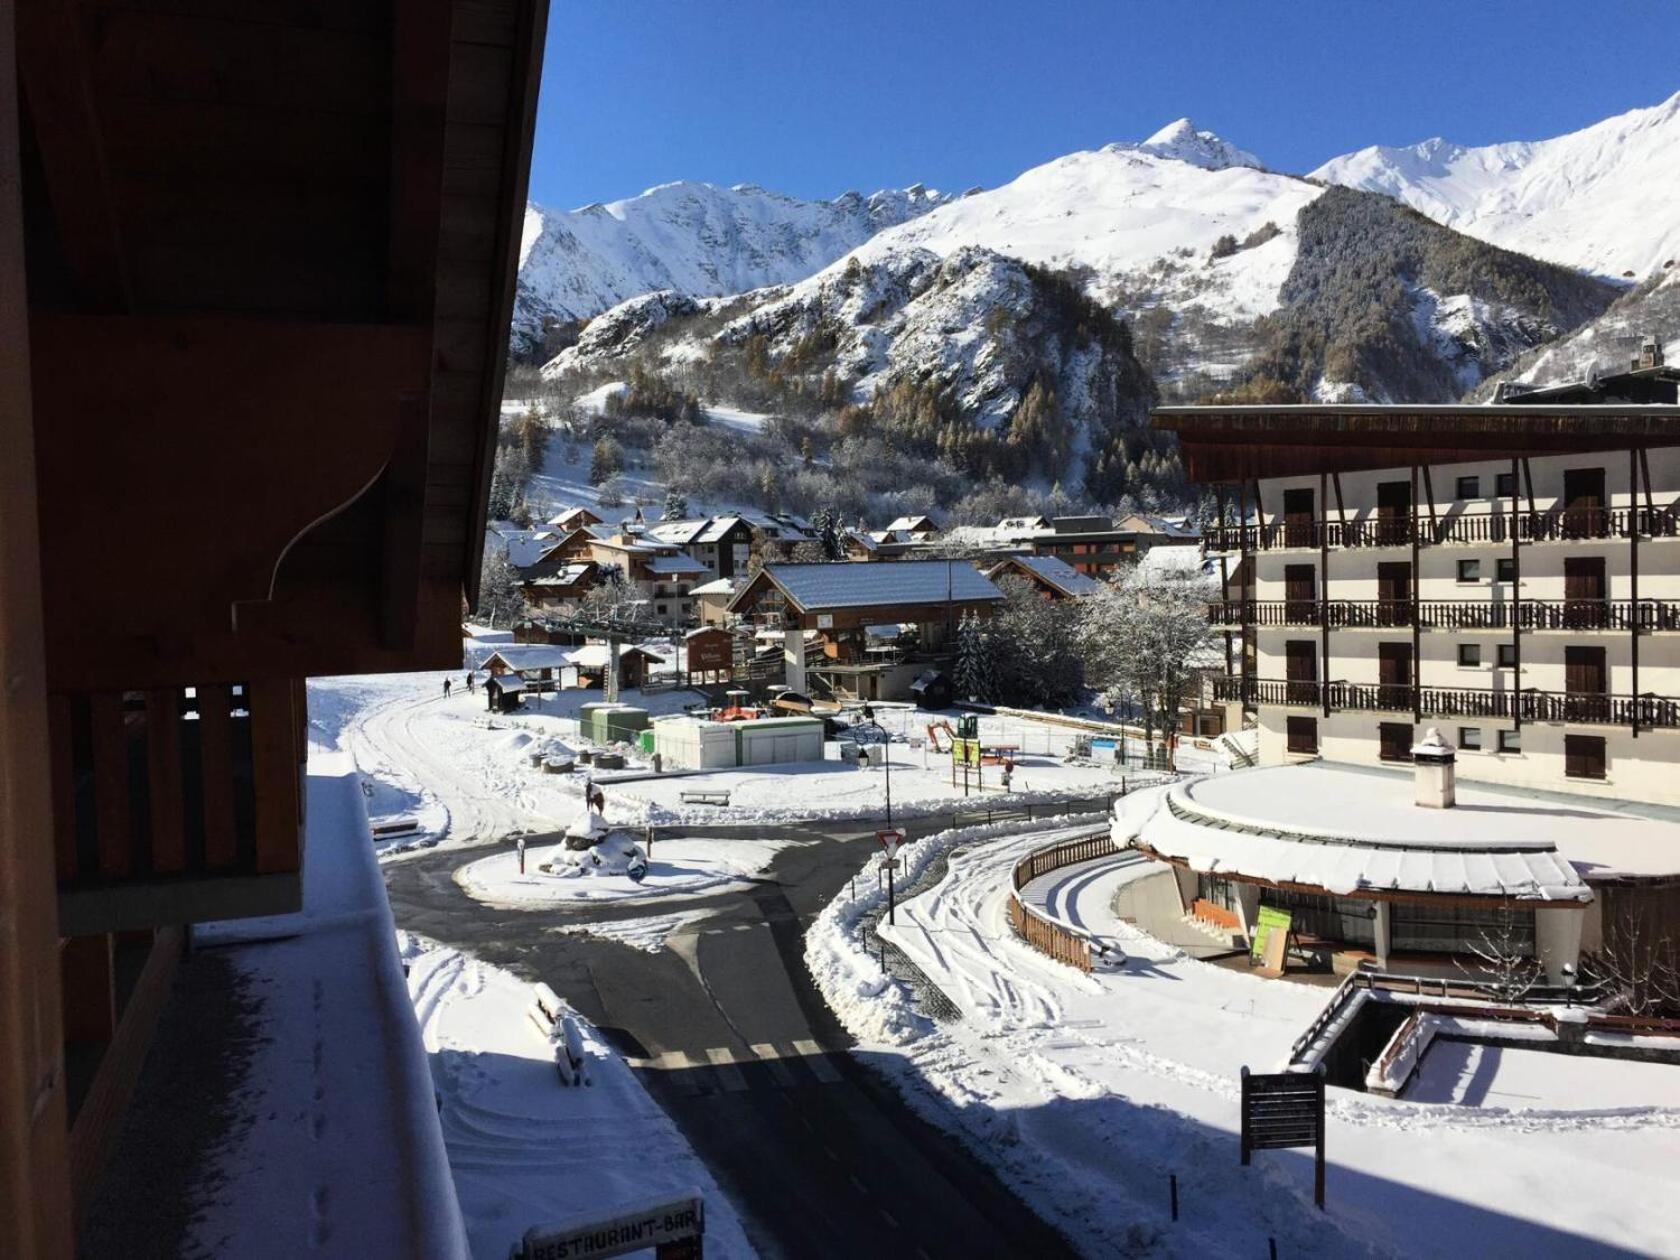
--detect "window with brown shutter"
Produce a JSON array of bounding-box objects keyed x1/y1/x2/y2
[
  {"x1": 1565, "y1": 735, "x2": 1606, "y2": 780},
  {"x1": 1286, "y1": 716, "x2": 1318, "y2": 755},
  {"x1": 1379, "y1": 723, "x2": 1414, "y2": 762}
]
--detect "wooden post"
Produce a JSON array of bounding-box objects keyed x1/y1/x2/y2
[
  {"x1": 1410, "y1": 465, "x2": 1421, "y2": 723},
  {"x1": 1320, "y1": 471, "x2": 1330, "y2": 718},
  {"x1": 1314, "y1": 1066, "x2": 1327, "y2": 1209},
  {"x1": 1239, "y1": 1066, "x2": 1252, "y2": 1165},
  {"x1": 1510, "y1": 458, "x2": 1522, "y2": 730},
  {"x1": 0, "y1": 3, "x2": 75, "y2": 1241},
  {"x1": 1631, "y1": 447, "x2": 1640, "y2": 738}
]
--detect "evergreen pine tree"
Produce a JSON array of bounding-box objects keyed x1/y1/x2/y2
[
  {"x1": 663, "y1": 488, "x2": 689, "y2": 520},
  {"x1": 589, "y1": 436, "x2": 621, "y2": 486}
]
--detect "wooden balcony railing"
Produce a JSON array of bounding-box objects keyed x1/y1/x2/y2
[
  {"x1": 1210, "y1": 598, "x2": 1680, "y2": 632},
  {"x1": 1204, "y1": 505, "x2": 1680, "y2": 552},
  {"x1": 1212, "y1": 676, "x2": 1680, "y2": 728},
  {"x1": 50, "y1": 678, "x2": 305, "y2": 934}
]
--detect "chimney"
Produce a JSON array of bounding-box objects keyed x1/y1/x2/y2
[
  {"x1": 1635, "y1": 335, "x2": 1664, "y2": 371},
  {"x1": 1411, "y1": 726, "x2": 1456, "y2": 809}
]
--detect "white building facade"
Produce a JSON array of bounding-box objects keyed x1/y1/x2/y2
[{"x1": 1201, "y1": 432, "x2": 1680, "y2": 804}]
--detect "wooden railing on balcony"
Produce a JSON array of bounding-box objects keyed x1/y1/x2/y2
[
  {"x1": 49, "y1": 678, "x2": 304, "y2": 932},
  {"x1": 1205, "y1": 505, "x2": 1680, "y2": 552},
  {"x1": 1212, "y1": 676, "x2": 1680, "y2": 728},
  {"x1": 1211, "y1": 598, "x2": 1680, "y2": 632}
]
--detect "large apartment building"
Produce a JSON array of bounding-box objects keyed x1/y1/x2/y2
[{"x1": 1159, "y1": 368, "x2": 1680, "y2": 804}]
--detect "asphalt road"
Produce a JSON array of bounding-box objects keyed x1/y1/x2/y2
[{"x1": 384, "y1": 817, "x2": 1079, "y2": 1259}]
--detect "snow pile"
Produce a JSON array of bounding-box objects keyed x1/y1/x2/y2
[
  {"x1": 458, "y1": 835, "x2": 799, "y2": 909},
  {"x1": 401, "y1": 934, "x2": 756, "y2": 1259},
  {"x1": 545, "y1": 827, "x2": 647, "y2": 878},
  {"x1": 1314, "y1": 89, "x2": 1680, "y2": 280},
  {"x1": 805, "y1": 814, "x2": 1095, "y2": 1047}
]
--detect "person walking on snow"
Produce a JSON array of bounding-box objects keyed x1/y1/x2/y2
[
  {"x1": 443, "y1": 677, "x2": 452, "y2": 699},
  {"x1": 466, "y1": 672, "x2": 476, "y2": 694}
]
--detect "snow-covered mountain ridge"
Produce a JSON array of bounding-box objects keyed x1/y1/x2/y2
[
  {"x1": 1312, "y1": 91, "x2": 1680, "y2": 281},
  {"x1": 512, "y1": 180, "x2": 953, "y2": 356}
]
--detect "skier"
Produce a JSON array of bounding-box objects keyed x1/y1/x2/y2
[{"x1": 443, "y1": 677, "x2": 452, "y2": 699}]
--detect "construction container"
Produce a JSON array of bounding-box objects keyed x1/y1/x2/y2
[
  {"x1": 656, "y1": 718, "x2": 741, "y2": 770},
  {"x1": 597, "y1": 705, "x2": 650, "y2": 746},
  {"x1": 733, "y1": 716, "x2": 824, "y2": 767}
]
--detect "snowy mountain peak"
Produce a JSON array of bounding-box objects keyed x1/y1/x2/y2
[
  {"x1": 1130, "y1": 118, "x2": 1262, "y2": 171},
  {"x1": 1313, "y1": 91, "x2": 1680, "y2": 280}
]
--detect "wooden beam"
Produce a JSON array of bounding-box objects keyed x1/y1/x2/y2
[
  {"x1": 462, "y1": 0, "x2": 551, "y2": 601},
  {"x1": 30, "y1": 315, "x2": 430, "y2": 689},
  {"x1": 15, "y1": 0, "x2": 132, "y2": 309},
  {"x1": 196, "y1": 684, "x2": 236, "y2": 871},
  {"x1": 246, "y1": 679, "x2": 300, "y2": 876},
  {"x1": 145, "y1": 689, "x2": 185, "y2": 874},
  {"x1": 389, "y1": 0, "x2": 451, "y2": 321},
  {"x1": 380, "y1": 394, "x2": 431, "y2": 649},
  {"x1": 87, "y1": 693, "x2": 132, "y2": 880},
  {"x1": 0, "y1": 0, "x2": 74, "y2": 1241}
]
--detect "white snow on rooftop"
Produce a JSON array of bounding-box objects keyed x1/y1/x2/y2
[{"x1": 1127, "y1": 762, "x2": 1680, "y2": 898}]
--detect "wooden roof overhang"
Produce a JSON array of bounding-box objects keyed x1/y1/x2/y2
[
  {"x1": 19, "y1": 0, "x2": 550, "y2": 690},
  {"x1": 1152, "y1": 404, "x2": 1680, "y2": 484}
]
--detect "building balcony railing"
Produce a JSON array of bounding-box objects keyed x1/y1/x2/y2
[
  {"x1": 51, "y1": 679, "x2": 304, "y2": 934},
  {"x1": 1210, "y1": 598, "x2": 1680, "y2": 632},
  {"x1": 1205, "y1": 505, "x2": 1680, "y2": 553},
  {"x1": 1211, "y1": 676, "x2": 1680, "y2": 728}
]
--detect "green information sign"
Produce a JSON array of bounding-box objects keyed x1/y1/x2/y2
[{"x1": 1249, "y1": 906, "x2": 1293, "y2": 962}]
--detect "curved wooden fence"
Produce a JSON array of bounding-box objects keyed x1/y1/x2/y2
[{"x1": 1008, "y1": 829, "x2": 1121, "y2": 973}]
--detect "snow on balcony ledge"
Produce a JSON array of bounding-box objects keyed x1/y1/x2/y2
[{"x1": 187, "y1": 753, "x2": 469, "y2": 1257}]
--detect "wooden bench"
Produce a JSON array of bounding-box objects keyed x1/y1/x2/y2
[{"x1": 679, "y1": 789, "x2": 732, "y2": 806}]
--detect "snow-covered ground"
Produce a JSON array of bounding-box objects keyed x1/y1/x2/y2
[
  {"x1": 807, "y1": 812, "x2": 1680, "y2": 1257},
  {"x1": 308, "y1": 673, "x2": 1149, "y2": 850},
  {"x1": 402, "y1": 933, "x2": 756, "y2": 1259},
  {"x1": 1405, "y1": 1041, "x2": 1680, "y2": 1111}
]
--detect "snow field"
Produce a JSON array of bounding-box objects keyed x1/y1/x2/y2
[
  {"x1": 807, "y1": 817, "x2": 1680, "y2": 1257},
  {"x1": 401, "y1": 933, "x2": 757, "y2": 1260}
]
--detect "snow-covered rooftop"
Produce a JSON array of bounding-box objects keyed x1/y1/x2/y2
[
  {"x1": 1128, "y1": 762, "x2": 1680, "y2": 899},
  {"x1": 992, "y1": 553, "x2": 1104, "y2": 597},
  {"x1": 753, "y1": 560, "x2": 1003, "y2": 612},
  {"x1": 643, "y1": 552, "x2": 707, "y2": 575},
  {"x1": 689, "y1": 577, "x2": 736, "y2": 597}
]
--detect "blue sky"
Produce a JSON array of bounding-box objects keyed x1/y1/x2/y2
[{"x1": 528, "y1": 2, "x2": 1680, "y2": 209}]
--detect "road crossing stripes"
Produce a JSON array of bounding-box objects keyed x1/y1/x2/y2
[
  {"x1": 626, "y1": 1042, "x2": 845, "y2": 1094},
  {"x1": 791, "y1": 1039, "x2": 842, "y2": 1082}
]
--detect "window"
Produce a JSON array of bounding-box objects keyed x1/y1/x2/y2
[
  {"x1": 1379, "y1": 722, "x2": 1414, "y2": 762},
  {"x1": 1496, "y1": 558, "x2": 1516, "y2": 583},
  {"x1": 1565, "y1": 734, "x2": 1607, "y2": 780},
  {"x1": 1455, "y1": 475, "x2": 1480, "y2": 499},
  {"x1": 1457, "y1": 559, "x2": 1481, "y2": 583},
  {"x1": 1497, "y1": 728, "x2": 1522, "y2": 754},
  {"x1": 1458, "y1": 643, "x2": 1482, "y2": 667},
  {"x1": 1495, "y1": 471, "x2": 1517, "y2": 498},
  {"x1": 1286, "y1": 716, "x2": 1318, "y2": 755},
  {"x1": 1459, "y1": 727, "x2": 1483, "y2": 750},
  {"x1": 1497, "y1": 642, "x2": 1518, "y2": 668}
]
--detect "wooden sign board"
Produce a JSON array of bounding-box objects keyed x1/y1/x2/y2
[
  {"x1": 521, "y1": 1192, "x2": 704, "y2": 1260},
  {"x1": 1240, "y1": 1068, "x2": 1326, "y2": 1208}
]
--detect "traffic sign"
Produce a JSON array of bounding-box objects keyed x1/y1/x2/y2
[{"x1": 875, "y1": 827, "x2": 905, "y2": 857}]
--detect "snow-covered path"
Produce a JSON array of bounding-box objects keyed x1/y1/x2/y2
[
  {"x1": 813, "y1": 817, "x2": 1680, "y2": 1258},
  {"x1": 403, "y1": 934, "x2": 757, "y2": 1259},
  {"x1": 344, "y1": 686, "x2": 554, "y2": 847}
]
